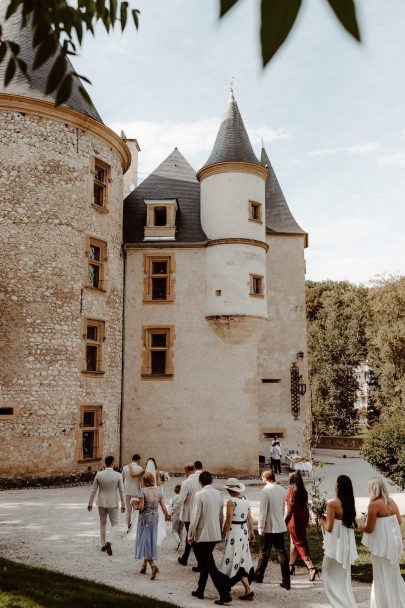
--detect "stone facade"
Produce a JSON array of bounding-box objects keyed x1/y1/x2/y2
[
  {"x1": 258, "y1": 234, "x2": 309, "y2": 458},
  {"x1": 0, "y1": 108, "x2": 125, "y2": 478},
  {"x1": 122, "y1": 247, "x2": 266, "y2": 475}
]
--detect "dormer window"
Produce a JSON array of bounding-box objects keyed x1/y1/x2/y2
[{"x1": 144, "y1": 199, "x2": 178, "y2": 241}]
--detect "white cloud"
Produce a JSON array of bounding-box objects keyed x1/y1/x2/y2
[
  {"x1": 310, "y1": 142, "x2": 381, "y2": 157},
  {"x1": 378, "y1": 152, "x2": 405, "y2": 168},
  {"x1": 109, "y1": 118, "x2": 290, "y2": 181}
]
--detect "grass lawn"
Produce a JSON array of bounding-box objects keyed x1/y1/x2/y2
[
  {"x1": 251, "y1": 522, "x2": 405, "y2": 584},
  {"x1": 0, "y1": 557, "x2": 177, "y2": 608}
]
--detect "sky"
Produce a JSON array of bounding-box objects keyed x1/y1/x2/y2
[{"x1": 72, "y1": 0, "x2": 405, "y2": 283}]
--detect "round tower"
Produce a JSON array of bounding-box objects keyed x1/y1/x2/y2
[
  {"x1": 0, "y1": 4, "x2": 130, "y2": 480},
  {"x1": 197, "y1": 93, "x2": 269, "y2": 319}
]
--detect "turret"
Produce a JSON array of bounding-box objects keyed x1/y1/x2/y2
[{"x1": 197, "y1": 93, "x2": 269, "y2": 318}]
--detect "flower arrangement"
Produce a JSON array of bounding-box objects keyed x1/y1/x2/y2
[
  {"x1": 159, "y1": 471, "x2": 170, "y2": 483},
  {"x1": 309, "y1": 494, "x2": 328, "y2": 519}
]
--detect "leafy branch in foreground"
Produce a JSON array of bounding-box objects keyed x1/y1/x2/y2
[
  {"x1": 220, "y1": 0, "x2": 361, "y2": 66},
  {"x1": 0, "y1": 0, "x2": 140, "y2": 106}
]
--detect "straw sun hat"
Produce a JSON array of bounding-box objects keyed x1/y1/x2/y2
[{"x1": 224, "y1": 478, "x2": 246, "y2": 492}]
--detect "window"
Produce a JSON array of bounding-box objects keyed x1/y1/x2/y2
[
  {"x1": 82, "y1": 319, "x2": 105, "y2": 374},
  {"x1": 250, "y1": 274, "x2": 264, "y2": 297},
  {"x1": 143, "y1": 255, "x2": 175, "y2": 303},
  {"x1": 154, "y1": 207, "x2": 167, "y2": 226},
  {"x1": 78, "y1": 405, "x2": 103, "y2": 461},
  {"x1": 92, "y1": 158, "x2": 110, "y2": 211},
  {"x1": 141, "y1": 326, "x2": 175, "y2": 378},
  {"x1": 249, "y1": 200, "x2": 263, "y2": 223},
  {"x1": 85, "y1": 237, "x2": 107, "y2": 291},
  {"x1": 144, "y1": 199, "x2": 178, "y2": 240}
]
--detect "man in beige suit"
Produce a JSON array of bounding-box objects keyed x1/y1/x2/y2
[
  {"x1": 188, "y1": 471, "x2": 231, "y2": 605},
  {"x1": 88, "y1": 455, "x2": 125, "y2": 555},
  {"x1": 122, "y1": 453, "x2": 144, "y2": 532},
  {"x1": 178, "y1": 462, "x2": 200, "y2": 566},
  {"x1": 254, "y1": 469, "x2": 290, "y2": 589}
]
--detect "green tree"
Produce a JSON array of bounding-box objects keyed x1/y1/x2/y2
[
  {"x1": 366, "y1": 276, "x2": 405, "y2": 418},
  {"x1": 306, "y1": 280, "x2": 369, "y2": 436},
  {"x1": 361, "y1": 413, "x2": 405, "y2": 489},
  {"x1": 0, "y1": 0, "x2": 362, "y2": 104}
]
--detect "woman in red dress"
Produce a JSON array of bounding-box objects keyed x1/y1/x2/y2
[{"x1": 285, "y1": 471, "x2": 318, "y2": 581}]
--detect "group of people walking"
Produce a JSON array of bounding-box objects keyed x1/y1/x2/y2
[{"x1": 87, "y1": 454, "x2": 405, "y2": 607}]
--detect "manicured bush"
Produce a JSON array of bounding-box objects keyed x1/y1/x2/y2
[{"x1": 362, "y1": 414, "x2": 405, "y2": 489}]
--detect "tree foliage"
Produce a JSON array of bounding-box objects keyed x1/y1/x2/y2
[
  {"x1": 0, "y1": 0, "x2": 139, "y2": 105},
  {"x1": 306, "y1": 280, "x2": 369, "y2": 437},
  {"x1": 220, "y1": 0, "x2": 361, "y2": 66},
  {"x1": 0, "y1": 0, "x2": 362, "y2": 105},
  {"x1": 361, "y1": 413, "x2": 405, "y2": 490},
  {"x1": 366, "y1": 276, "x2": 405, "y2": 418}
]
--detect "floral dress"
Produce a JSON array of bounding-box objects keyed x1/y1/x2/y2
[
  {"x1": 219, "y1": 496, "x2": 254, "y2": 581},
  {"x1": 135, "y1": 487, "x2": 161, "y2": 559}
]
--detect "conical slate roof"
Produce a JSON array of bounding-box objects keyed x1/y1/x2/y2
[
  {"x1": 0, "y1": 0, "x2": 102, "y2": 122},
  {"x1": 124, "y1": 148, "x2": 207, "y2": 244},
  {"x1": 202, "y1": 93, "x2": 261, "y2": 168},
  {"x1": 261, "y1": 146, "x2": 308, "y2": 244}
]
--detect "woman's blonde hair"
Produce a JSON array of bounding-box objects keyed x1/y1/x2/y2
[
  {"x1": 368, "y1": 477, "x2": 389, "y2": 505},
  {"x1": 143, "y1": 472, "x2": 155, "y2": 487}
]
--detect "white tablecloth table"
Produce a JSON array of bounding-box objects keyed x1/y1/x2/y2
[{"x1": 285, "y1": 455, "x2": 312, "y2": 476}]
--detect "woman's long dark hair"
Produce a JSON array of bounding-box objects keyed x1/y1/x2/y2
[
  {"x1": 336, "y1": 475, "x2": 357, "y2": 528},
  {"x1": 289, "y1": 471, "x2": 308, "y2": 507}
]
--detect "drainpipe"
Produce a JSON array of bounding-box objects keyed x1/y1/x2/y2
[{"x1": 119, "y1": 244, "x2": 127, "y2": 468}]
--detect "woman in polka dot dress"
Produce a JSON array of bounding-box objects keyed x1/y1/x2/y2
[{"x1": 218, "y1": 478, "x2": 255, "y2": 601}]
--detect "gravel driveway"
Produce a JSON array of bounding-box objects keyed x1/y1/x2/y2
[{"x1": 0, "y1": 479, "x2": 373, "y2": 608}]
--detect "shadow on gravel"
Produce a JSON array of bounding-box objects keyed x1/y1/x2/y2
[{"x1": 0, "y1": 557, "x2": 177, "y2": 608}]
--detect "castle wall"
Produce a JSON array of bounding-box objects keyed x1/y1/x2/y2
[
  {"x1": 205, "y1": 244, "x2": 267, "y2": 317},
  {"x1": 258, "y1": 235, "x2": 309, "y2": 458},
  {"x1": 0, "y1": 110, "x2": 124, "y2": 478},
  {"x1": 122, "y1": 247, "x2": 263, "y2": 475},
  {"x1": 200, "y1": 171, "x2": 265, "y2": 241}
]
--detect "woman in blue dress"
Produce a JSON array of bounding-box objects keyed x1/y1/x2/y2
[{"x1": 135, "y1": 472, "x2": 170, "y2": 580}]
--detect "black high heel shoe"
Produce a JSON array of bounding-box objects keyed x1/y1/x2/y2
[
  {"x1": 289, "y1": 564, "x2": 296, "y2": 576},
  {"x1": 308, "y1": 567, "x2": 320, "y2": 581}
]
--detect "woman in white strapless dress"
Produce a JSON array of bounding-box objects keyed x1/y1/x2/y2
[
  {"x1": 319, "y1": 475, "x2": 358, "y2": 608},
  {"x1": 359, "y1": 477, "x2": 405, "y2": 608}
]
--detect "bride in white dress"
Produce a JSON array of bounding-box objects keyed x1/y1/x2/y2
[
  {"x1": 145, "y1": 457, "x2": 167, "y2": 545},
  {"x1": 319, "y1": 475, "x2": 358, "y2": 608},
  {"x1": 359, "y1": 477, "x2": 405, "y2": 608}
]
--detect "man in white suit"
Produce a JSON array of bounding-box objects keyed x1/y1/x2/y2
[
  {"x1": 122, "y1": 453, "x2": 144, "y2": 532},
  {"x1": 188, "y1": 471, "x2": 231, "y2": 605},
  {"x1": 178, "y1": 462, "x2": 200, "y2": 566},
  {"x1": 254, "y1": 469, "x2": 290, "y2": 589},
  {"x1": 88, "y1": 455, "x2": 125, "y2": 555}
]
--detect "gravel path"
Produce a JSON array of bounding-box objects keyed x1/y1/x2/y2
[{"x1": 0, "y1": 481, "x2": 373, "y2": 608}]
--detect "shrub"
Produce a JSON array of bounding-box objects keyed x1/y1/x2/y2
[{"x1": 361, "y1": 414, "x2": 405, "y2": 489}]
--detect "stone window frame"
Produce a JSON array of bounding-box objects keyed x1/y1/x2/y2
[
  {"x1": 77, "y1": 404, "x2": 104, "y2": 462},
  {"x1": 249, "y1": 273, "x2": 265, "y2": 298},
  {"x1": 84, "y1": 236, "x2": 108, "y2": 292},
  {"x1": 248, "y1": 200, "x2": 263, "y2": 224},
  {"x1": 144, "y1": 199, "x2": 178, "y2": 240},
  {"x1": 0, "y1": 402, "x2": 19, "y2": 419},
  {"x1": 91, "y1": 157, "x2": 111, "y2": 213},
  {"x1": 81, "y1": 318, "x2": 106, "y2": 375},
  {"x1": 143, "y1": 254, "x2": 176, "y2": 304},
  {"x1": 141, "y1": 325, "x2": 175, "y2": 379}
]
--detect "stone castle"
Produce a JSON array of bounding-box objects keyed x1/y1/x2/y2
[{"x1": 0, "y1": 5, "x2": 309, "y2": 479}]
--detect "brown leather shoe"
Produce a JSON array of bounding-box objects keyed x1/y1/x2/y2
[{"x1": 105, "y1": 542, "x2": 112, "y2": 556}]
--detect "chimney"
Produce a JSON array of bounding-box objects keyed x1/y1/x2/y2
[{"x1": 121, "y1": 132, "x2": 140, "y2": 197}]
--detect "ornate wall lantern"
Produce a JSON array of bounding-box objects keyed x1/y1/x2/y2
[{"x1": 290, "y1": 361, "x2": 306, "y2": 420}]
